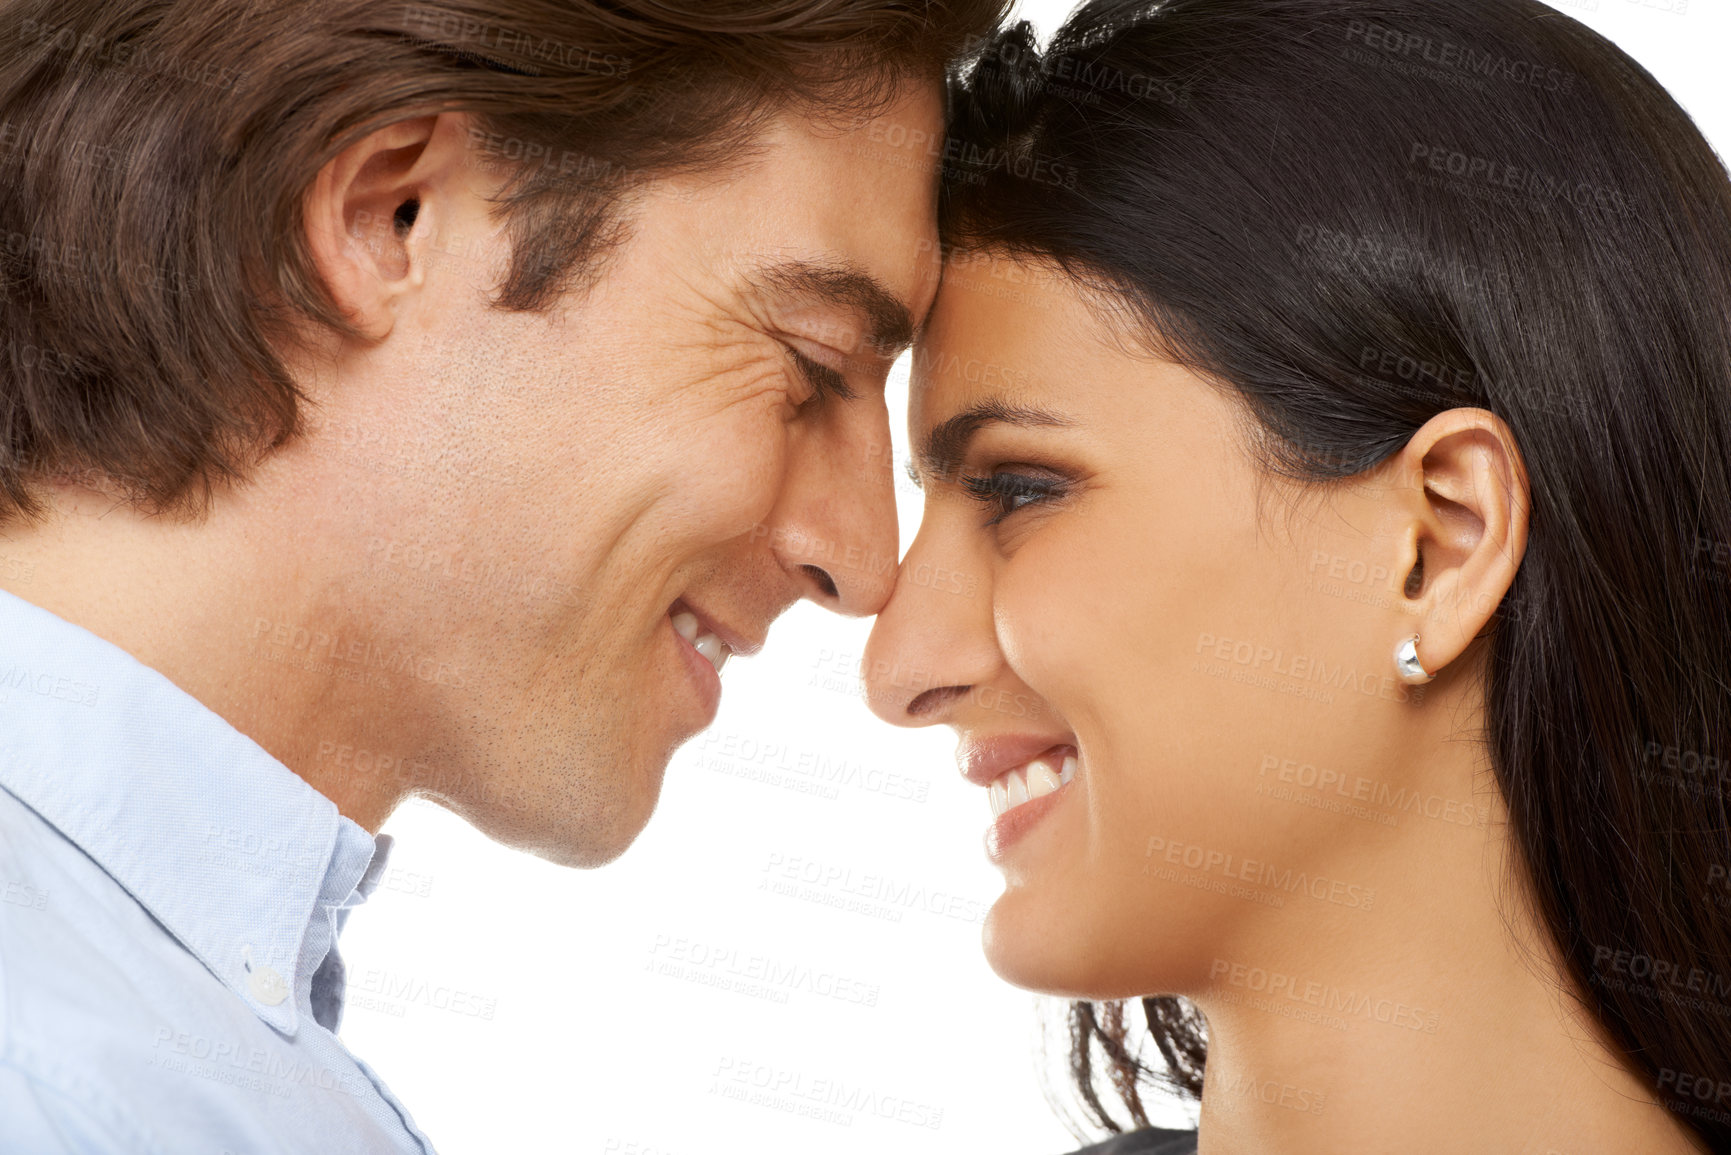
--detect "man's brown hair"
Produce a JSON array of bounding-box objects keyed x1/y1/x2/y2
[{"x1": 0, "y1": 0, "x2": 1005, "y2": 523}]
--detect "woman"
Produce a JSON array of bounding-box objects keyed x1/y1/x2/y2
[{"x1": 861, "y1": 0, "x2": 1731, "y2": 1151}]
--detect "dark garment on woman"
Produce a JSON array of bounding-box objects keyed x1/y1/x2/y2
[{"x1": 1066, "y1": 1127, "x2": 1199, "y2": 1155}]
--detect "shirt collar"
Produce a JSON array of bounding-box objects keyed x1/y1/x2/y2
[{"x1": 0, "y1": 587, "x2": 387, "y2": 1038}]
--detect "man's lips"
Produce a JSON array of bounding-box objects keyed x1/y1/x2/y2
[
  {"x1": 664, "y1": 599, "x2": 762, "y2": 722},
  {"x1": 668, "y1": 597, "x2": 764, "y2": 660}
]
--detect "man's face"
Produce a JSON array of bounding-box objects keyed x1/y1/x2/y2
[{"x1": 297, "y1": 85, "x2": 943, "y2": 865}]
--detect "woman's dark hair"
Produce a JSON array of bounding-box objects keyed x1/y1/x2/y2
[
  {"x1": 942, "y1": 0, "x2": 1731, "y2": 1147},
  {"x1": 0, "y1": 0, "x2": 1006, "y2": 524}
]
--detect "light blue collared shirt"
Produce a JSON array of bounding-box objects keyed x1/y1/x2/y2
[{"x1": 0, "y1": 588, "x2": 437, "y2": 1153}]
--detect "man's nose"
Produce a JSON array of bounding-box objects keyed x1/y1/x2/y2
[
  {"x1": 862, "y1": 523, "x2": 996, "y2": 726},
  {"x1": 761, "y1": 402, "x2": 900, "y2": 616}
]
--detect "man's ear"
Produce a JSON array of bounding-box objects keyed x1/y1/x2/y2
[
  {"x1": 304, "y1": 112, "x2": 473, "y2": 342},
  {"x1": 1384, "y1": 407, "x2": 1531, "y2": 680}
]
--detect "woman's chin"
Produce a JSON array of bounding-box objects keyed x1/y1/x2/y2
[
  {"x1": 983, "y1": 888, "x2": 1198, "y2": 1001},
  {"x1": 983, "y1": 893, "x2": 1116, "y2": 999},
  {"x1": 981, "y1": 892, "x2": 1056, "y2": 991}
]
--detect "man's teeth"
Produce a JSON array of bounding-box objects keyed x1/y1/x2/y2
[
  {"x1": 988, "y1": 753, "x2": 1078, "y2": 819},
  {"x1": 671, "y1": 610, "x2": 730, "y2": 673}
]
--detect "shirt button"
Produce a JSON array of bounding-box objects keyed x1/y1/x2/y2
[{"x1": 248, "y1": 964, "x2": 289, "y2": 1006}]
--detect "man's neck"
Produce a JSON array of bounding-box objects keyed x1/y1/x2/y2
[{"x1": 0, "y1": 481, "x2": 407, "y2": 832}]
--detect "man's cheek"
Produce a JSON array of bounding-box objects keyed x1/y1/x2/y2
[
  {"x1": 631, "y1": 334, "x2": 809, "y2": 538},
  {"x1": 663, "y1": 410, "x2": 791, "y2": 545}
]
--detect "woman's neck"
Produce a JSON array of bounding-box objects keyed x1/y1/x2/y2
[{"x1": 1183, "y1": 736, "x2": 1704, "y2": 1154}]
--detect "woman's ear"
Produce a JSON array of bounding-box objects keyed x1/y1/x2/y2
[
  {"x1": 303, "y1": 112, "x2": 473, "y2": 341},
  {"x1": 1385, "y1": 407, "x2": 1531, "y2": 680}
]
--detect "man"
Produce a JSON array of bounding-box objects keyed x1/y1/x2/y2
[{"x1": 0, "y1": 0, "x2": 1004, "y2": 1149}]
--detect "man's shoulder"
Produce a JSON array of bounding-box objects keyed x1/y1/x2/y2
[
  {"x1": 0, "y1": 785, "x2": 60, "y2": 922},
  {"x1": 0, "y1": 787, "x2": 180, "y2": 1151},
  {"x1": 0, "y1": 782, "x2": 228, "y2": 1044},
  {"x1": 0, "y1": 785, "x2": 429, "y2": 1153},
  {"x1": 0, "y1": 1056, "x2": 155, "y2": 1155}
]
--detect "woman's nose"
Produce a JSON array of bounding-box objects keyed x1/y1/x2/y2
[{"x1": 861, "y1": 522, "x2": 997, "y2": 726}]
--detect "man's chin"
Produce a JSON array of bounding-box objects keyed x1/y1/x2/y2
[
  {"x1": 533, "y1": 812, "x2": 656, "y2": 869},
  {"x1": 434, "y1": 756, "x2": 669, "y2": 870},
  {"x1": 516, "y1": 784, "x2": 665, "y2": 869}
]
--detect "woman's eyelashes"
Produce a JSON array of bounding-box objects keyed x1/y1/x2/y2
[{"x1": 963, "y1": 469, "x2": 1071, "y2": 527}]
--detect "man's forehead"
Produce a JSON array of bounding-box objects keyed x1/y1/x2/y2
[{"x1": 773, "y1": 87, "x2": 944, "y2": 312}]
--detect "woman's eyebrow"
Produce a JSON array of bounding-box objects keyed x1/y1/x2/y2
[{"x1": 914, "y1": 397, "x2": 1073, "y2": 486}]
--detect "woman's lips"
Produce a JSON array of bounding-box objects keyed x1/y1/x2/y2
[
  {"x1": 985, "y1": 748, "x2": 1075, "y2": 816},
  {"x1": 958, "y1": 734, "x2": 1078, "y2": 785},
  {"x1": 972, "y1": 744, "x2": 1078, "y2": 863},
  {"x1": 986, "y1": 780, "x2": 1072, "y2": 862}
]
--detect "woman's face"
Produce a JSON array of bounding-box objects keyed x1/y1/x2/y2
[{"x1": 863, "y1": 256, "x2": 1433, "y2": 999}]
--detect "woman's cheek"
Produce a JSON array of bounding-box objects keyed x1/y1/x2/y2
[
  {"x1": 994, "y1": 555, "x2": 1096, "y2": 697},
  {"x1": 1003, "y1": 527, "x2": 1145, "y2": 698}
]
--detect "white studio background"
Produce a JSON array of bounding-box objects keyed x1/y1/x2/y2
[{"x1": 337, "y1": 3, "x2": 1731, "y2": 1153}]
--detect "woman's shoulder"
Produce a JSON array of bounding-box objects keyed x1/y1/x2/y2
[{"x1": 1063, "y1": 1126, "x2": 1200, "y2": 1155}]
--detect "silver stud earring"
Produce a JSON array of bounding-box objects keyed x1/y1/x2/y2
[{"x1": 1394, "y1": 635, "x2": 1434, "y2": 685}]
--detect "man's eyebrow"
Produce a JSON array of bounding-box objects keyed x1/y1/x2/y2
[
  {"x1": 915, "y1": 397, "x2": 1074, "y2": 486},
  {"x1": 754, "y1": 260, "x2": 916, "y2": 358}
]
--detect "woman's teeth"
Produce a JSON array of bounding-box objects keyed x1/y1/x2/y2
[
  {"x1": 988, "y1": 753, "x2": 1077, "y2": 819},
  {"x1": 671, "y1": 610, "x2": 730, "y2": 673}
]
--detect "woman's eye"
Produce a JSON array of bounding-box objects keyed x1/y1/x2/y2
[{"x1": 962, "y1": 471, "x2": 1069, "y2": 527}]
